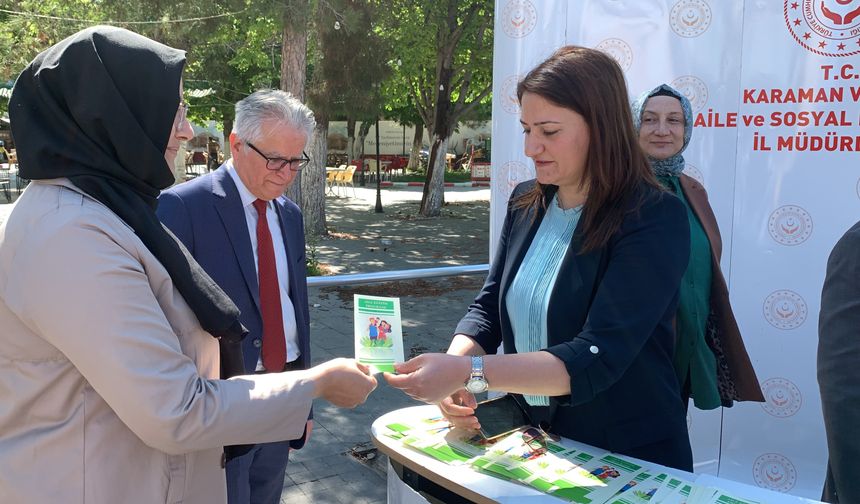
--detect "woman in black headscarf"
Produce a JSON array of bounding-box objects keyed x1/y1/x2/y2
[{"x1": 0, "y1": 26, "x2": 375, "y2": 504}]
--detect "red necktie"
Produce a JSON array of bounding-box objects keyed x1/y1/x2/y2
[{"x1": 252, "y1": 199, "x2": 287, "y2": 372}]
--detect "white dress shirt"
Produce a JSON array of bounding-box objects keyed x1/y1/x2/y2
[{"x1": 227, "y1": 162, "x2": 300, "y2": 369}]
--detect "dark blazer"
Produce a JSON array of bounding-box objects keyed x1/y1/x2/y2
[
  {"x1": 818, "y1": 221, "x2": 860, "y2": 503},
  {"x1": 456, "y1": 180, "x2": 693, "y2": 471},
  {"x1": 157, "y1": 165, "x2": 312, "y2": 449},
  {"x1": 679, "y1": 174, "x2": 764, "y2": 405}
]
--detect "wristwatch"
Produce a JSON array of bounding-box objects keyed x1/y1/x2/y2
[{"x1": 464, "y1": 355, "x2": 489, "y2": 394}]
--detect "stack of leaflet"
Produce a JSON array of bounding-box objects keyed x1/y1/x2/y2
[{"x1": 380, "y1": 417, "x2": 763, "y2": 504}]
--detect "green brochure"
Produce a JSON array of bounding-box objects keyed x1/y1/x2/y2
[{"x1": 354, "y1": 294, "x2": 405, "y2": 373}]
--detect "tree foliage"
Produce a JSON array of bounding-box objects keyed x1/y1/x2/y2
[
  {"x1": 376, "y1": 0, "x2": 493, "y2": 217},
  {"x1": 0, "y1": 0, "x2": 495, "y2": 221},
  {"x1": 0, "y1": 0, "x2": 283, "y2": 127},
  {"x1": 308, "y1": 1, "x2": 390, "y2": 121}
]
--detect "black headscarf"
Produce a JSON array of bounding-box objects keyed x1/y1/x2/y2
[{"x1": 9, "y1": 26, "x2": 247, "y2": 374}]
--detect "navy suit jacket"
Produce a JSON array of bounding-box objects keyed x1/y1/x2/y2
[
  {"x1": 818, "y1": 221, "x2": 860, "y2": 503},
  {"x1": 157, "y1": 165, "x2": 312, "y2": 446},
  {"x1": 456, "y1": 180, "x2": 693, "y2": 470}
]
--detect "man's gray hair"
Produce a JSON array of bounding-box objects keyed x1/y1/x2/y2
[{"x1": 233, "y1": 89, "x2": 316, "y2": 145}]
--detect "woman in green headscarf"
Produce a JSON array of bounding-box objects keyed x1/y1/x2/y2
[{"x1": 632, "y1": 84, "x2": 764, "y2": 410}]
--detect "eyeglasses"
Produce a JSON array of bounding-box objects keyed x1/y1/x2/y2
[
  {"x1": 245, "y1": 141, "x2": 310, "y2": 172},
  {"x1": 522, "y1": 427, "x2": 548, "y2": 457},
  {"x1": 520, "y1": 426, "x2": 561, "y2": 460},
  {"x1": 175, "y1": 101, "x2": 189, "y2": 131}
]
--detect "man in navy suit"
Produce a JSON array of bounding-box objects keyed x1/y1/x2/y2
[
  {"x1": 158, "y1": 89, "x2": 315, "y2": 504},
  {"x1": 818, "y1": 221, "x2": 860, "y2": 503}
]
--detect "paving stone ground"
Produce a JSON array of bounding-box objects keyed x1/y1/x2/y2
[{"x1": 287, "y1": 186, "x2": 490, "y2": 503}]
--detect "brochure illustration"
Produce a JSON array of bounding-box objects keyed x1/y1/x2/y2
[{"x1": 354, "y1": 294, "x2": 405, "y2": 373}]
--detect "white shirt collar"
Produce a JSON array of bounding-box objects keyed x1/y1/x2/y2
[{"x1": 225, "y1": 159, "x2": 263, "y2": 210}]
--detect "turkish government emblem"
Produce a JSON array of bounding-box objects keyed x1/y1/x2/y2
[{"x1": 784, "y1": 0, "x2": 860, "y2": 57}]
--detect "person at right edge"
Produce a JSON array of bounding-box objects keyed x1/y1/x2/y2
[
  {"x1": 632, "y1": 84, "x2": 764, "y2": 410},
  {"x1": 818, "y1": 221, "x2": 860, "y2": 503},
  {"x1": 386, "y1": 46, "x2": 694, "y2": 472}
]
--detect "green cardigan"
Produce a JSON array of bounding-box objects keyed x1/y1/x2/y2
[{"x1": 660, "y1": 175, "x2": 721, "y2": 409}]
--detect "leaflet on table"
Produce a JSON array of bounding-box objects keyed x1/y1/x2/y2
[
  {"x1": 660, "y1": 481, "x2": 694, "y2": 504},
  {"x1": 383, "y1": 415, "x2": 450, "y2": 440},
  {"x1": 403, "y1": 428, "x2": 493, "y2": 465},
  {"x1": 682, "y1": 485, "x2": 760, "y2": 504},
  {"x1": 384, "y1": 414, "x2": 767, "y2": 504},
  {"x1": 704, "y1": 492, "x2": 760, "y2": 504},
  {"x1": 520, "y1": 447, "x2": 591, "y2": 491},
  {"x1": 651, "y1": 475, "x2": 689, "y2": 503},
  {"x1": 392, "y1": 421, "x2": 645, "y2": 504},
  {"x1": 562, "y1": 453, "x2": 647, "y2": 504},
  {"x1": 486, "y1": 443, "x2": 641, "y2": 504},
  {"x1": 473, "y1": 428, "x2": 566, "y2": 470},
  {"x1": 384, "y1": 416, "x2": 494, "y2": 466},
  {"x1": 692, "y1": 474, "x2": 783, "y2": 504},
  {"x1": 484, "y1": 434, "x2": 576, "y2": 484},
  {"x1": 661, "y1": 483, "x2": 760, "y2": 504},
  {"x1": 469, "y1": 428, "x2": 542, "y2": 481},
  {"x1": 520, "y1": 449, "x2": 607, "y2": 501},
  {"x1": 687, "y1": 485, "x2": 719, "y2": 503},
  {"x1": 353, "y1": 294, "x2": 404, "y2": 373},
  {"x1": 607, "y1": 472, "x2": 668, "y2": 504}
]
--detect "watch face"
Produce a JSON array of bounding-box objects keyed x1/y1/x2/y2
[{"x1": 466, "y1": 378, "x2": 488, "y2": 394}]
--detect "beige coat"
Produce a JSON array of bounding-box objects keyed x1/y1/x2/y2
[{"x1": 0, "y1": 180, "x2": 314, "y2": 503}]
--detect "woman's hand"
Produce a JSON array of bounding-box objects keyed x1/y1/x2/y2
[
  {"x1": 383, "y1": 353, "x2": 471, "y2": 404},
  {"x1": 438, "y1": 390, "x2": 480, "y2": 431},
  {"x1": 310, "y1": 358, "x2": 378, "y2": 408}
]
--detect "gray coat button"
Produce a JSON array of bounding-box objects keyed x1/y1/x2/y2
[
  {"x1": 253, "y1": 338, "x2": 262, "y2": 348},
  {"x1": 589, "y1": 345, "x2": 599, "y2": 354}
]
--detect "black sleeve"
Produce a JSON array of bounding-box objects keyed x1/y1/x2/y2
[{"x1": 543, "y1": 191, "x2": 690, "y2": 406}]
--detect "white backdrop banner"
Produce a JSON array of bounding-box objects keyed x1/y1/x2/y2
[{"x1": 490, "y1": 0, "x2": 860, "y2": 498}]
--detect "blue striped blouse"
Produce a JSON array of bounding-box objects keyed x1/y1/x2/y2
[{"x1": 505, "y1": 195, "x2": 583, "y2": 406}]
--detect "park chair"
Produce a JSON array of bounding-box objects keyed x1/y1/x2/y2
[
  {"x1": 336, "y1": 165, "x2": 357, "y2": 198},
  {"x1": 364, "y1": 158, "x2": 381, "y2": 183},
  {"x1": 186, "y1": 151, "x2": 207, "y2": 178},
  {"x1": 326, "y1": 164, "x2": 346, "y2": 196},
  {"x1": 386, "y1": 157, "x2": 406, "y2": 178},
  {"x1": 0, "y1": 166, "x2": 9, "y2": 202},
  {"x1": 5, "y1": 149, "x2": 27, "y2": 193}
]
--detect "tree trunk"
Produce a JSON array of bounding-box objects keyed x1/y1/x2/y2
[
  {"x1": 417, "y1": 0, "x2": 484, "y2": 217},
  {"x1": 420, "y1": 59, "x2": 454, "y2": 217},
  {"x1": 357, "y1": 120, "x2": 372, "y2": 186},
  {"x1": 280, "y1": 13, "x2": 307, "y2": 102},
  {"x1": 419, "y1": 136, "x2": 448, "y2": 217},
  {"x1": 302, "y1": 119, "x2": 328, "y2": 237},
  {"x1": 407, "y1": 125, "x2": 422, "y2": 171},
  {"x1": 346, "y1": 117, "x2": 357, "y2": 163},
  {"x1": 357, "y1": 120, "x2": 372, "y2": 158},
  {"x1": 280, "y1": 7, "x2": 308, "y2": 206},
  {"x1": 222, "y1": 117, "x2": 234, "y2": 160}
]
